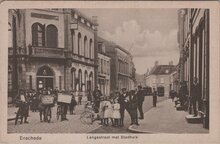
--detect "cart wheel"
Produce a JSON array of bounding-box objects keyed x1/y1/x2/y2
[{"x1": 80, "y1": 112, "x2": 93, "y2": 125}]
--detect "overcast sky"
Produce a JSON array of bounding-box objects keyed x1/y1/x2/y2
[{"x1": 80, "y1": 9, "x2": 180, "y2": 75}]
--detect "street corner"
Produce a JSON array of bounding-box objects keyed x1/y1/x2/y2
[{"x1": 128, "y1": 124, "x2": 155, "y2": 134}]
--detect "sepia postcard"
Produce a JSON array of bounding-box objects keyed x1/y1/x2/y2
[{"x1": 0, "y1": 1, "x2": 219, "y2": 144}]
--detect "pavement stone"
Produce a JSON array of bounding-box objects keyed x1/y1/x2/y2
[
  {"x1": 7, "y1": 104, "x2": 101, "y2": 133},
  {"x1": 128, "y1": 99, "x2": 209, "y2": 134}
]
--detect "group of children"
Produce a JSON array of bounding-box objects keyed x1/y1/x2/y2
[{"x1": 99, "y1": 96, "x2": 121, "y2": 127}]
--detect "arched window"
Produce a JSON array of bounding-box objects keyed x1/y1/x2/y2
[
  {"x1": 46, "y1": 24, "x2": 58, "y2": 48},
  {"x1": 32, "y1": 23, "x2": 45, "y2": 46},
  {"x1": 84, "y1": 70, "x2": 88, "y2": 91},
  {"x1": 84, "y1": 36, "x2": 87, "y2": 57},
  {"x1": 78, "y1": 69, "x2": 82, "y2": 91},
  {"x1": 8, "y1": 23, "x2": 12, "y2": 48},
  {"x1": 78, "y1": 33, "x2": 82, "y2": 55},
  {"x1": 89, "y1": 39, "x2": 93, "y2": 59},
  {"x1": 89, "y1": 72, "x2": 93, "y2": 91},
  {"x1": 71, "y1": 68, "x2": 76, "y2": 90},
  {"x1": 72, "y1": 31, "x2": 75, "y2": 54}
]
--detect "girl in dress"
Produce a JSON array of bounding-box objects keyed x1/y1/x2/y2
[
  {"x1": 112, "y1": 98, "x2": 121, "y2": 127},
  {"x1": 103, "y1": 96, "x2": 113, "y2": 126},
  {"x1": 99, "y1": 96, "x2": 105, "y2": 125}
]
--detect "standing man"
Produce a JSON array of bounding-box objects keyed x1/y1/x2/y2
[
  {"x1": 152, "y1": 88, "x2": 157, "y2": 107},
  {"x1": 192, "y1": 78, "x2": 200, "y2": 117},
  {"x1": 93, "y1": 86, "x2": 102, "y2": 112},
  {"x1": 136, "y1": 85, "x2": 144, "y2": 119},
  {"x1": 118, "y1": 88, "x2": 131, "y2": 127}
]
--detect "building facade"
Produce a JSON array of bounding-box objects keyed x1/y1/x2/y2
[
  {"x1": 145, "y1": 62, "x2": 175, "y2": 96},
  {"x1": 8, "y1": 9, "x2": 98, "y2": 101},
  {"x1": 103, "y1": 41, "x2": 135, "y2": 92},
  {"x1": 97, "y1": 38, "x2": 110, "y2": 96},
  {"x1": 178, "y1": 9, "x2": 209, "y2": 128}
]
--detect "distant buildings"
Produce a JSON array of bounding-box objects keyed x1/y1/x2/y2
[
  {"x1": 145, "y1": 61, "x2": 176, "y2": 96},
  {"x1": 99, "y1": 39, "x2": 135, "y2": 92},
  {"x1": 178, "y1": 8, "x2": 209, "y2": 129}
]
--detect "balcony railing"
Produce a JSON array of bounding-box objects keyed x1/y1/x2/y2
[{"x1": 31, "y1": 46, "x2": 65, "y2": 58}]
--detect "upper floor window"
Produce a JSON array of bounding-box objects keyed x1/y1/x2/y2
[
  {"x1": 78, "y1": 33, "x2": 82, "y2": 55},
  {"x1": 84, "y1": 36, "x2": 87, "y2": 57},
  {"x1": 32, "y1": 23, "x2": 45, "y2": 47},
  {"x1": 89, "y1": 39, "x2": 93, "y2": 59},
  {"x1": 46, "y1": 24, "x2": 58, "y2": 48}
]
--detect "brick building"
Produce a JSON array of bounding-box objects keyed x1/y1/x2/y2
[{"x1": 8, "y1": 9, "x2": 98, "y2": 101}]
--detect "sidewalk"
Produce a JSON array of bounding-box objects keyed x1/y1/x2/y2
[{"x1": 128, "y1": 99, "x2": 209, "y2": 134}]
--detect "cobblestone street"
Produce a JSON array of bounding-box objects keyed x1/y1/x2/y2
[
  {"x1": 8, "y1": 96, "x2": 167, "y2": 133},
  {"x1": 90, "y1": 96, "x2": 168, "y2": 133},
  {"x1": 8, "y1": 103, "x2": 101, "y2": 133}
]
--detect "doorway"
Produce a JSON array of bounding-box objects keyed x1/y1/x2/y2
[{"x1": 36, "y1": 66, "x2": 54, "y2": 90}]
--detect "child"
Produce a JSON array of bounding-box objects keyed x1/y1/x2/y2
[
  {"x1": 112, "y1": 98, "x2": 121, "y2": 127},
  {"x1": 103, "y1": 96, "x2": 112, "y2": 126}
]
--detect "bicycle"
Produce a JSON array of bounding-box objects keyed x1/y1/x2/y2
[
  {"x1": 56, "y1": 105, "x2": 62, "y2": 120},
  {"x1": 80, "y1": 102, "x2": 97, "y2": 125}
]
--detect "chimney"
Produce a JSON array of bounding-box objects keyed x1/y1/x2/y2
[
  {"x1": 92, "y1": 16, "x2": 98, "y2": 25},
  {"x1": 155, "y1": 61, "x2": 159, "y2": 66}
]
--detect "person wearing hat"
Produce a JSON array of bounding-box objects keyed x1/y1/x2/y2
[
  {"x1": 129, "y1": 90, "x2": 139, "y2": 125},
  {"x1": 93, "y1": 86, "x2": 102, "y2": 112},
  {"x1": 118, "y1": 88, "x2": 131, "y2": 127},
  {"x1": 136, "y1": 85, "x2": 145, "y2": 119}
]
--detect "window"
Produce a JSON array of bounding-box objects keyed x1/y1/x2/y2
[
  {"x1": 78, "y1": 69, "x2": 82, "y2": 91},
  {"x1": 89, "y1": 39, "x2": 93, "y2": 58},
  {"x1": 29, "y1": 75, "x2": 32, "y2": 89},
  {"x1": 59, "y1": 76, "x2": 62, "y2": 90},
  {"x1": 153, "y1": 78, "x2": 156, "y2": 84},
  {"x1": 46, "y1": 24, "x2": 58, "y2": 47},
  {"x1": 32, "y1": 23, "x2": 45, "y2": 46},
  {"x1": 161, "y1": 78, "x2": 164, "y2": 84},
  {"x1": 71, "y1": 31, "x2": 75, "y2": 54},
  {"x1": 84, "y1": 36, "x2": 87, "y2": 57},
  {"x1": 78, "y1": 33, "x2": 82, "y2": 55},
  {"x1": 71, "y1": 68, "x2": 76, "y2": 90},
  {"x1": 8, "y1": 23, "x2": 12, "y2": 48},
  {"x1": 8, "y1": 66, "x2": 12, "y2": 91}
]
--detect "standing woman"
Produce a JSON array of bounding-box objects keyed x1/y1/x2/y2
[
  {"x1": 152, "y1": 88, "x2": 158, "y2": 107},
  {"x1": 99, "y1": 96, "x2": 105, "y2": 125}
]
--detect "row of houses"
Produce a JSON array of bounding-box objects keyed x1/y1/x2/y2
[
  {"x1": 178, "y1": 8, "x2": 209, "y2": 129},
  {"x1": 144, "y1": 8, "x2": 209, "y2": 130},
  {"x1": 8, "y1": 9, "x2": 135, "y2": 102}
]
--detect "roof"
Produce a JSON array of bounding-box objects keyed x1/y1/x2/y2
[
  {"x1": 98, "y1": 36, "x2": 131, "y2": 55},
  {"x1": 149, "y1": 65, "x2": 176, "y2": 75}
]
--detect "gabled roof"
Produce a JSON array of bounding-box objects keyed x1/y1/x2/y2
[{"x1": 150, "y1": 65, "x2": 176, "y2": 75}]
